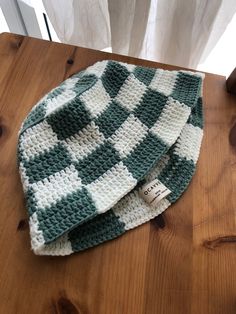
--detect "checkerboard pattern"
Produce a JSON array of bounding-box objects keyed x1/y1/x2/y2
[{"x1": 18, "y1": 60, "x2": 204, "y2": 255}]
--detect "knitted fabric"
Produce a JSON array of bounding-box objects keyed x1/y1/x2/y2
[{"x1": 18, "y1": 60, "x2": 204, "y2": 255}]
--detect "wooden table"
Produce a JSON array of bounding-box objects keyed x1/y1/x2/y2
[{"x1": 0, "y1": 33, "x2": 236, "y2": 314}]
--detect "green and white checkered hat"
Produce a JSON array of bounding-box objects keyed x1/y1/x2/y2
[{"x1": 18, "y1": 60, "x2": 204, "y2": 255}]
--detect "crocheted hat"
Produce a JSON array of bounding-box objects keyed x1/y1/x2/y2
[{"x1": 18, "y1": 60, "x2": 204, "y2": 255}]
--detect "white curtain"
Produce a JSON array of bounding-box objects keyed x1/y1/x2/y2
[
  {"x1": 42, "y1": 0, "x2": 111, "y2": 50},
  {"x1": 43, "y1": 0, "x2": 236, "y2": 69}
]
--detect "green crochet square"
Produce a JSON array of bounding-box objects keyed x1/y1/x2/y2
[
  {"x1": 95, "y1": 100, "x2": 129, "y2": 138},
  {"x1": 47, "y1": 99, "x2": 91, "y2": 140},
  {"x1": 69, "y1": 210, "x2": 125, "y2": 252},
  {"x1": 123, "y1": 132, "x2": 167, "y2": 180},
  {"x1": 23, "y1": 143, "x2": 72, "y2": 183},
  {"x1": 133, "y1": 66, "x2": 156, "y2": 86},
  {"x1": 73, "y1": 74, "x2": 98, "y2": 94},
  {"x1": 133, "y1": 89, "x2": 167, "y2": 128},
  {"x1": 171, "y1": 72, "x2": 202, "y2": 107},
  {"x1": 101, "y1": 61, "x2": 130, "y2": 97},
  {"x1": 75, "y1": 142, "x2": 121, "y2": 184},
  {"x1": 37, "y1": 187, "x2": 97, "y2": 243}
]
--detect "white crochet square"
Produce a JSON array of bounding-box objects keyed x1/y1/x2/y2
[
  {"x1": 31, "y1": 165, "x2": 82, "y2": 209},
  {"x1": 80, "y1": 80, "x2": 111, "y2": 118},
  {"x1": 174, "y1": 123, "x2": 203, "y2": 164},
  {"x1": 29, "y1": 212, "x2": 45, "y2": 253},
  {"x1": 63, "y1": 76, "x2": 80, "y2": 90},
  {"x1": 64, "y1": 122, "x2": 105, "y2": 161},
  {"x1": 84, "y1": 60, "x2": 108, "y2": 78},
  {"x1": 19, "y1": 162, "x2": 30, "y2": 192},
  {"x1": 19, "y1": 121, "x2": 59, "y2": 160},
  {"x1": 39, "y1": 233, "x2": 73, "y2": 256},
  {"x1": 150, "y1": 97, "x2": 191, "y2": 147},
  {"x1": 149, "y1": 69, "x2": 177, "y2": 96},
  {"x1": 87, "y1": 162, "x2": 137, "y2": 214},
  {"x1": 119, "y1": 62, "x2": 136, "y2": 73},
  {"x1": 45, "y1": 89, "x2": 77, "y2": 116},
  {"x1": 115, "y1": 74, "x2": 147, "y2": 111},
  {"x1": 110, "y1": 114, "x2": 148, "y2": 158}
]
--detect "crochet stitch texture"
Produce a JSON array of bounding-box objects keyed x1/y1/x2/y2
[{"x1": 18, "y1": 60, "x2": 204, "y2": 255}]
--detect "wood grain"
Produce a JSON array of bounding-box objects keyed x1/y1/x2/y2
[{"x1": 0, "y1": 33, "x2": 236, "y2": 314}]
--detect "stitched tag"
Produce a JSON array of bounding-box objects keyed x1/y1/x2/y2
[{"x1": 139, "y1": 179, "x2": 171, "y2": 206}]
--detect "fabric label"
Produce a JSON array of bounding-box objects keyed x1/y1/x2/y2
[{"x1": 139, "y1": 179, "x2": 171, "y2": 206}]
